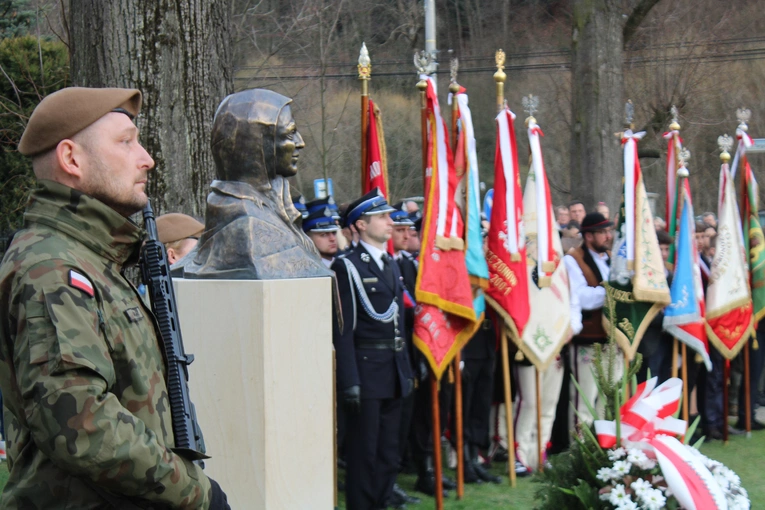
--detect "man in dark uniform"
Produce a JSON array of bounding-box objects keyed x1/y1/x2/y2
[{"x1": 332, "y1": 189, "x2": 414, "y2": 510}]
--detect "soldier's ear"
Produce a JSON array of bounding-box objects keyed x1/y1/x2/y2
[{"x1": 55, "y1": 139, "x2": 87, "y2": 180}]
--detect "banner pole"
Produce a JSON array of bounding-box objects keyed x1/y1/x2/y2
[
  {"x1": 431, "y1": 372, "x2": 445, "y2": 510},
  {"x1": 500, "y1": 329, "x2": 517, "y2": 487},
  {"x1": 681, "y1": 343, "x2": 689, "y2": 424},
  {"x1": 358, "y1": 44, "x2": 371, "y2": 195},
  {"x1": 723, "y1": 359, "x2": 730, "y2": 443},
  {"x1": 535, "y1": 368, "x2": 544, "y2": 473}
]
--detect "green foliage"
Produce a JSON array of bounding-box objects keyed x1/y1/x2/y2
[
  {"x1": 0, "y1": 35, "x2": 68, "y2": 233},
  {"x1": 533, "y1": 432, "x2": 610, "y2": 510},
  {"x1": 0, "y1": 0, "x2": 35, "y2": 38}
]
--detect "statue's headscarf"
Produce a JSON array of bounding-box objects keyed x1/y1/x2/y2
[{"x1": 211, "y1": 89, "x2": 292, "y2": 188}]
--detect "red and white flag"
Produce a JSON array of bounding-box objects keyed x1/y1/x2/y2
[
  {"x1": 363, "y1": 99, "x2": 389, "y2": 196},
  {"x1": 413, "y1": 76, "x2": 478, "y2": 380},
  {"x1": 705, "y1": 161, "x2": 754, "y2": 359},
  {"x1": 485, "y1": 107, "x2": 530, "y2": 339},
  {"x1": 363, "y1": 99, "x2": 394, "y2": 253}
]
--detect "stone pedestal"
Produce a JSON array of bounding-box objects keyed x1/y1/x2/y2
[{"x1": 174, "y1": 278, "x2": 334, "y2": 509}]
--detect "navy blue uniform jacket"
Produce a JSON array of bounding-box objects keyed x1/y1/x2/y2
[{"x1": 332, "y1": 244, "x2": 414, "y2": 400}]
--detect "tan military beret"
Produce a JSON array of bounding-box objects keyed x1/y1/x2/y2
[
  {"x1": 156, "y1": 213, "x2": 204, "y2": 245},
  {"x1": 18, "y1": 87, "x2": 142, "y2": 157}
]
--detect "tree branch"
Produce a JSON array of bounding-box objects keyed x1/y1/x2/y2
[{"x1": 623, "y1": 0, "x2": 663, "y2": 47}]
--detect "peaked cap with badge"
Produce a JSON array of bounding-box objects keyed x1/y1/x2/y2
[
  {"x1": 306, "y1": 196, "x2": 341, "y2": 220},
  {"x1": 342, "y1": 188, "x2": 396, "y2": 228},
  {"x1": 0, "y1": 87, "x2": 216, "y2": 508},
  {"x1": 390, "y1": 202, "x2": 414, "y2": 227},
  {"x1": 303, "y1": 207, "x2": 340, "y2": 233}
]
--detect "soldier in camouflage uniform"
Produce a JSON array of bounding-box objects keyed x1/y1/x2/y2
[{"x1": 0, "y1": 87, "x2": 230, "y2": 509}]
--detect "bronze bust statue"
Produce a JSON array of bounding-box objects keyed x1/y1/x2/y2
[{"x1": 182, "y1": 89, "x2": 333, "y2": 280}]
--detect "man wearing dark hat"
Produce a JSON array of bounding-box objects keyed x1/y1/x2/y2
[
  {"x1": 563, "y1": 212, "x2": 623, "y2": 427},
  {"x1": 332, "y1": 189, "x2": 414, "y2": 510},
  {"x1": 0, "y1": 88, "x2": 229, "y2": 508},
  {"x1": 306, "y1": 195, "x2": 341, "y2": 221},
  {"x1": 156, "y1": 212, "x2": 204, "y2": 265},
  {"x1": 303, "y1": 206, "x2": 339, "y2": 267}
]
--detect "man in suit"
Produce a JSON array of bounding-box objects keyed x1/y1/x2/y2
[{"x1": 332, "y1": 189, "x2": 415, "y2": 510}]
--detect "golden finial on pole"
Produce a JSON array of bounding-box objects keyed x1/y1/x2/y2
[
  {"x1": 359, "y1": 43, "x2": 372, "y2": 194},
  {"x1": 494, "y1": 49, "x2": 506, "y2": 113},
  {"x1": 718, "y1": 134, "x2": 733, "y2": 163}
]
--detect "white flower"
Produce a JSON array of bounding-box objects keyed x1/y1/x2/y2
[
  {"x1": 730, "y1": 493, "x2": 751, "y2": 510},
  {"x1": 630, "y1": 478, "x2": 651, "y2": 497},
  {"x1": 616, "y1": 500, "x2": 638, "y2": 510},
  {"x1": 640, "y1": 488, "x2": 667, "y2": 510},
  {"x1": 627, "y1": 449, "x2": 657, "y2": 470},
  {"x1": 597, "y1": 467, "x2": 615, "y2": 482},
  {"x1": 611, "y1": 460, "x2": 632, "y2": 477},
  {"x1": 608, "y1": 447, "x2": 626, "y2": 461},
  {"x1": 608, "y1": 484, "x2": 629, "y2": 506}
]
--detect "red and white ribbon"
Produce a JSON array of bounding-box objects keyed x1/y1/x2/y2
[
  {"x1": 663, "y1": 130, "x2": 682, "y2": 228},
  {"x1": 731, "y1": 129, "x2": 753, "y2": 180},
  {"x1": 595, "y1": 377, "x2": 727, "y2": 510},
  {"x1": 497, "y1": 108, "x2": 523, "y2": 257},
  {"x1": 527, "y1": 119, "x2": 556, "y2": 281},
  {"x1": 622, "y1": 130, "x2": 646, "y2": 267}
]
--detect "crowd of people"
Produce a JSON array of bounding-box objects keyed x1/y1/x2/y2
[
  {"x1": 1, "y1": 85, "x2": 763, "y2": 510},
  {"x1": 311, "y1": 195, "x2": 765, "y2": 510}
]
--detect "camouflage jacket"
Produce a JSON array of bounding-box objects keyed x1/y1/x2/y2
[{"x1": 0, "y1": 181, "x2": 212, "y2": 509}]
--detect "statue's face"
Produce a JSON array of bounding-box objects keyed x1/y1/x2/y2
[{"x1": 274, "y1": 105, "x2": 305, "y2": 177}]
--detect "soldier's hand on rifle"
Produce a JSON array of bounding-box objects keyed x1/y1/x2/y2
[
  {"x1": 208, "y1": 478, "x2": 231, "y2": 510},
  {"x1": 342, "y1": 385, "x2": 361, "y2": 413}
]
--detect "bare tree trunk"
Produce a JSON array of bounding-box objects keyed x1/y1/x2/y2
[
  {"x1": 69, "y1": 0, "x2": 233, "y2": 217},
  {"x1": 570, "y1": 0, "x2": 624, "y2": 211}
]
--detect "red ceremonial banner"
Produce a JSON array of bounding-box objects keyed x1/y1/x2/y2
[
  {"x1": 413, "y1": 78, "x2": 478, "y2": 380},
  {"x1": 485, "y1": 108, "x2": 530, "y2": 339}
]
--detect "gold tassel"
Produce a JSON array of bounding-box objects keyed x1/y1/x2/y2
[
  {"x1": 511, "y1": 252, "x2": 521, "y2": 262},
  {"x1": 448, "y1": 365, "x2": 454, "y2": 384},
  {"x1": 515, "y1": 350, "x2": 524, "y2": 361},
  {"x1": 695, "y1": 353, "x2": 703, "y2": 363},
  {"x1": 754, "y1": 339, "x2": 759, "y2": 350}
]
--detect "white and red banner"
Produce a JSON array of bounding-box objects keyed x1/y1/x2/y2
[
  {"x1": 705, "y1": 161, "x2": 754, "y2": 359},
  {"x1": 413, "y1": 76, "x2": 478, "y2": 380},
  {"x1": 485, "y1": 108, "x2": 530, "y2": 340},
  {"x1": 527, "y1": 118, "x2": 556, "y2": 287},
  {"x1": 517, "y1": 152, "x2": 571, "y2": 371}
]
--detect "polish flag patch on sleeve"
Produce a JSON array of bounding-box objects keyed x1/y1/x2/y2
[{"x1": 69, "y1": 270, "x2": 94, "y2": 297}]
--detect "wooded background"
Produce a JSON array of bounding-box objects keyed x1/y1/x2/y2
[{"x1": 1, "y1": 0, "x2": 764, "y2": 235}]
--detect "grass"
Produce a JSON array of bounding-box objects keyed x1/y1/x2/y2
[
  {"x1": 335, "y1": 429, "x2": 765, "y2": 509},
  {"x1": 0, "y1": 429, "x2": 761, "y2": 508}
]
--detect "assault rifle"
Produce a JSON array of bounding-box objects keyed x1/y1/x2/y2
[{"x1": 140, "y1": 201, "x2": 207, "y2": 464}]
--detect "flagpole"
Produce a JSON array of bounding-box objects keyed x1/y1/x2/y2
[
  {"x1": 493, "y1": 49, "x2": 516, "y2": 488},
  {"x1": 720, "y1": 142, "x2": 732, "y2": 443},
  {"x1": 359, "y1": 43, "x2": 371, "y2": 195},
  {"x1": 416, "y1": 53, "x2": 445, "y2": 510},
  {"x1": 448, "y1": 56, "x2": 466, "y2": 500},
  {"x1": 732, "y1": 108, "x2": 753, "y2": 437},
  {"x1": 535, "y1": 368, "x2": 543, "y2": 472},
  {"x1": 668, "y1": 109, "x2": 682, "y2": 380},
  {"x1": 676, "y1": 157, "x2": 691, "y2": 426},
  {"x1": 740, "y1": 151, "x2": 752, "y2": 437}
]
